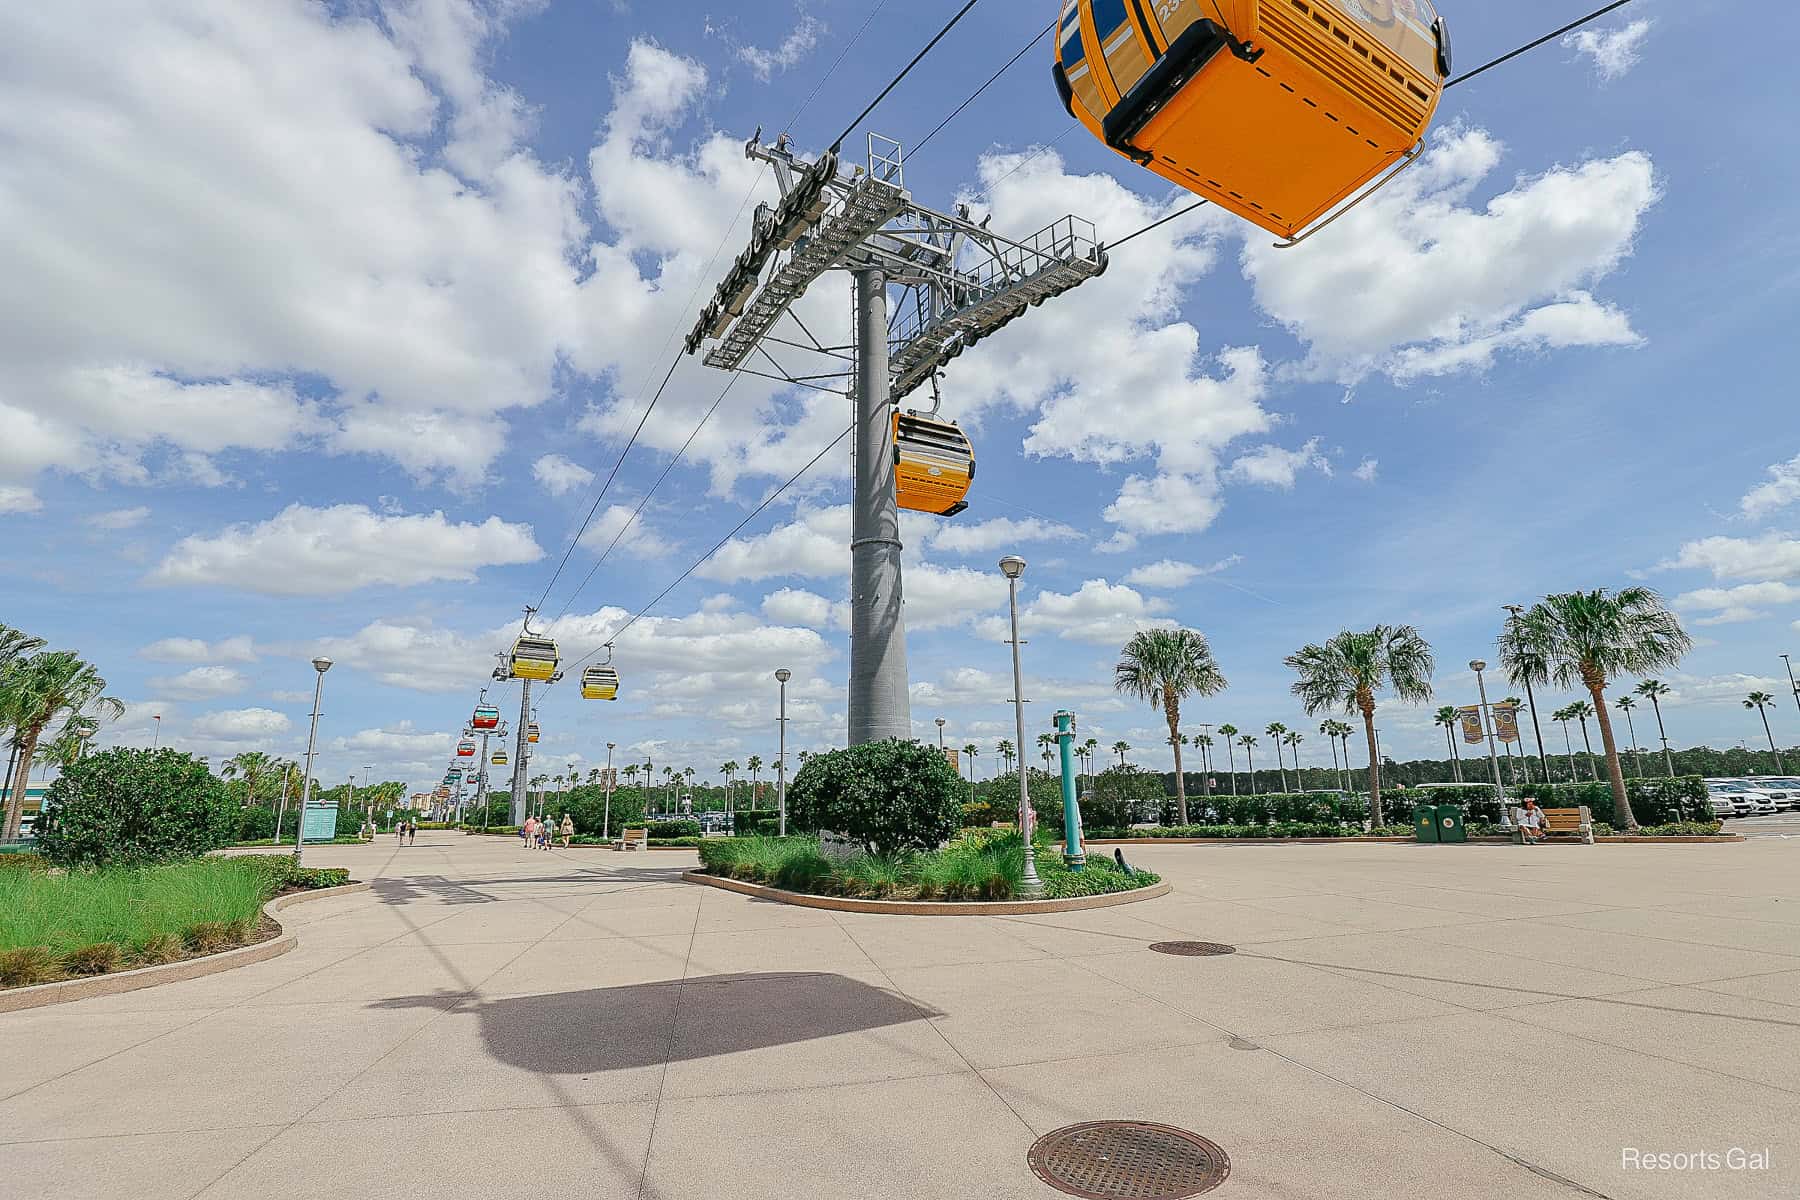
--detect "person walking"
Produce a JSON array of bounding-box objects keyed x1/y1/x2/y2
[
  {"x1": 559, "y1": 813, "x2": 574, "y2": 848},
  {"x1": 406, "y1": 820, "x2": 417, "y2": 846},
  {"x1": 522, "y1": 815, "x2": 538, "y2": 848}
]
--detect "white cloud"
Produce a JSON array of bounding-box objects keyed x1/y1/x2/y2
[
  {"x1": 699, "y1": 505, "x2": 848, "y2": 584},
  {"x1": 1663, "y1": 534, "x2": 1800, "y2": 584},
  {"x1": 1353, "y1": 458, "x2": 1379, "y2": 483},
  {"x1": 149, "y1": 666, "x2": 250, "y2": 700},
  {"x1": 1226, "y1": 438, "x2": 1331, "y2": 489},
  {"x1": 574, "y1": 503, "x2": 676, "y2": 559},
  {"x1": 1103, "y1": 472, "x2": 1224, "y2": 537},
  {"x1": 761, "y1": 587, "x2": 847, "y2": 630},
  {"x1": 976, "y1": 579, "x2": 1175, "y2": 646},
  {"x1": 533, "y1": 453, "x2": 595, "y2": 497},
  {"x1": 139, "y1": 635, "x2": 258, "y2": 664},
  {"x1": 85, "y1": 506, "x2": 151, "y2": 530},
  {"x1": 1741, "y1": 452, "x2": 1800, "y2": 521},
  {"x1": 902, "y1": 562, "x2": 1010, "y2": 632},
  {"x1": 1241, "y1": 130, "x2": 1657, "y2": 383},
  {"x1": 331, "y1": 721, "x2": 454, "y2": 759},
  {"x1": 1674, "y1": 582, "x2": 1800, "y2": 626},
  {"x1": 929, "y1": 517, "x2": 1080, "y2": 557},
  {"x1": 190, "y1": 707, "x2": 291, "y2": 743},
  {"x1": 1123, "y1": 556, "x2": 1242, "y2": 590},
  {"x1": 0, "y1": 486, "x2": 41, "y2": 514},
  {"x1": 150, "y1": 504, "x2": 541, "y2": 595},
  {"x1": 310, "y1": 619, "x2": 493, "y2": 693},
  {"x1": 733, "y1": 13, "x2": 821, "y2": 81},
  {"x1": 1565, "y1": 19, "x2": 1653, "y2": 81}
]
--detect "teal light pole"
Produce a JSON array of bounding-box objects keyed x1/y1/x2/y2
[{"x1": 1055, "y1": 710, "x2": 1085, "y2": 870}]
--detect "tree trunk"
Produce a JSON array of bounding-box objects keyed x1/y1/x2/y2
[
  {"x1": 1759, "y1": 709, "x2": 1784, "y2": 772},
  {"x1": 1360, "y1": 693, "x2": 1382, "y2": 828},
  {"x1": 1578, "y1": 719, "x2": 1598, "y2": 780},
  {"x1": 1164, "y1": 696, "x2": 1188, "y2": 825},
  {"x1": 1650, "y1": 699, "x2": 1673, "y2": 776},
  {"x1": 5, "y1": 724, "x2": 46, "y2": 839},
  {"x1": 1583, "y1": 671, "x2": 1636, "y2": 829},
  {"x1": 1225, "y1": 742, "x2": 1236, "y2": 795}
]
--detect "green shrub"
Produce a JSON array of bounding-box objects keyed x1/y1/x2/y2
[
  {"x1": 787, "y1": 739, "x2": 963, "y2": 855},
  {"x1": 61, "y1": 942, "x2": 123, "y2": 975},
  {"x1": 650, "y1": 819, "x2": 702, "y2": 839},
  {"x1": 1517, "y1": 776, "x2": 1709, "y2": 825},
  {"x1": 1084, "y1": 765, "x2": 1168, "y2": 829},
  {"x1": 35, "y1": 748, "x2": 236, "y2": 868},
  {"x1": 235, "y1": 806, "x2": 277, "y2": 843},
  {"x1": 0, "y1": 946, "x2": 55, "y2": 987}
]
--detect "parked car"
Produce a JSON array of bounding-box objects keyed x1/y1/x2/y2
[
  {"x1": 1708, "y1": 780, "x2": 1781, "y2": 816},
  {"x1": 1738, "y1": 777, "x2": 1800, "y2": 811}
]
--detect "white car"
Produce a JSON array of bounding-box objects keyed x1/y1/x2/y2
[
  {"x1": 1704, "y1": 781, "x2": 1768, "y2": 817},
  {"x1": 1739, "y1": 777, "x2": 1800, "y2": 812}
]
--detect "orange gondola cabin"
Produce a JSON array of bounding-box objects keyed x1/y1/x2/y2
[{"x1": 1054, "y1": 0, "x2": 1451, "y2": 243}]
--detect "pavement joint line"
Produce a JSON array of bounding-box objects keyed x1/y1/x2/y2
[
  {"x1": 631, "y1": 875, "x2": 708, "y2": 1200},
  {"x1": 184, "y1": 856, "x2": 613, "y2": 1200},
  {"x1": 1506, "y1": 915, "x2": 1800, "y2": 963},
  {"x1": 1015, "y1": 936, "x2": 1615, "y2": 1190},
  {"x1": 825, "y1": 910, "x2": 1046, "y2": 1140}
]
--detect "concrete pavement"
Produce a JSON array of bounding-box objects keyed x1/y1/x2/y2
[{"x1": 2, "y1": 834, "x2": 1796, "y2": 1199}]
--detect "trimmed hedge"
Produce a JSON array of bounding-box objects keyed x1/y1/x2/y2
[
  {"x1": 1517, "y1": 776, "x2": 1709, "y2": 825},
  {"x1": 787, "y1": 739, "x2": 963, "y2": 855},
  {"x1": 1088, "y1": 822, "x2": 1412, "y2": 840},
  {"x1": 36, "y1": 748, "x2": 236, "y2": 868}
]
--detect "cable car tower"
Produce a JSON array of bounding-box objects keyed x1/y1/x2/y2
[
  {"x1": 493, "y1": 610, "x2": 559, "y2": 825},
  {"x1": 688, "y1": 132, "x2": 1105, "y2": 744}
]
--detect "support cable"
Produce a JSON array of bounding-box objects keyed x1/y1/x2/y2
[
  {"x1": 829, "y1": 0, "x2": 983, "y2": 152},
  {"x1": 909, "y1": 19, "x2": 1054, "y2": 159}
]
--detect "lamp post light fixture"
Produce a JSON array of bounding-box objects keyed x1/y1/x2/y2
[
  {"x1": 295, "y1": 656, "x2": 333, "y2": 865},
  {"x1": 74, "y1": 725, "x2": 94, "y2": 760},
  {"x1": 935, "y1": 716, "x2": 946, "y2": 750},
  {"x1": 998, "y1": 555, "x2": 1043, "y2": 898},
  {"x1": 1470, "y1": 659, "x2": 1512, "y2": 830},
  {"x1": 775, "y1": 668, "x2": 792, "y2": 837}
]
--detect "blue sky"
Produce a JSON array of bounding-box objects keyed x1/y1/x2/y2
[{"x1": 4, "y1": 0, "x2": 1799, "y2": 791}]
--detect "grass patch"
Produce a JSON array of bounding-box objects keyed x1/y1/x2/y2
[
  {"x1": 0, "y1": 855, "x2": 350, "y2": 989},
  {"x1": 697, "y1": 831, "x2": 1159, "y2": 902}
]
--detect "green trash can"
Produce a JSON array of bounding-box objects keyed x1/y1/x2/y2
[
  {"x1": 1413, "y1": 804, "x2": 1440, "y2": 843},
  {"x1": 1436, "y1": 804, "x2": 1467, "y2": 843}
]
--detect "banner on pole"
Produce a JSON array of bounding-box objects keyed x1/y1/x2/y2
[
  {"x1": 1493, "y1": 704, "x2": 1521, "y2": 744},
  {"x1": 942, "y1": 747, "x2": 961, "y2": 774},
  {"x1": 600, "y1": 767, "x2": 618, "y2": 789},
  {"x1": 1459, "y1": 705, "x2": 1485, "y2": 745}
]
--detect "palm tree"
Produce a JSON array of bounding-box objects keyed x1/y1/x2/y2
[
  {"x1": 1265, "y1": 722, "x2": 1289, "y2": 791},
  {"x1": 1283, "y1": 731, "x2": 1303, "y2": 786},
  {"x1": 1503, "y1": 589, "x2": 1691, "y2": 829},
  {"x1": 1566, "y1": 699, "x2": 1600, "y2": 780},
  {"x1": 1336, "y1": 721, "x2": 1356, "y2": 787},
  {"x1": 0, "y1": 625, "x2": 49, "y2": 815},
  {"x1": 1745, "y1": 691, "x2": 1785, "y2": 772},
  {"x1": 1217, "y1": 724, "x2": 1239, "y2": 794},
  {"x1": 4, "y1": 651, "x2": 124, "y2": 838},
  {"x1": 720, "y1": 760, "x2": 739, "y2": 816},
  {"x1": 1194, "y1": 733, "x2": 1215, "y2": 796},
  {"x1": 1082, "y1": 737, "x2": 1098, "y2": 777},
  {"x1": 1285, "y1": 625, "x2": 1435, "y2": 828},
  {"x1": 1635, "y1": 680, "x2": 1675, "y2": 776},
  {"x1": 623, "y1": 763, "x2": 640, "y2": 787},
  {"x1": 1319, "y1": 720, "x2": 1343, "y2": 791},
  {"x1": 1433, "y1": 705, "x2": 1464, "y2": 783},
  {"x1": 746, "y1": 755, "x2": 763, "y2": 807},
  {"x1": 1238, "y1": 734, "x2": 1259, "y2": 794},
  {"x1": 223, "y1": 750, "x2": 278, "y2": 807},
  {"x1": 961, "y1": 743, "x2": 978, "y2": 777},
  {"x1": 1114, "y1": 628, "x2": 1229, "y2": 825},
  {"x1": 1612, "y1": 695, "x2": 1643, "y2": 778},
  {"x1": 1551, "y1": 705, "x2": 1579, "y2": 782},
  {"x1": 997, "y1": 739, "x2": 1016, "y2": 774},
  {"x1": 1037, "y1": 732, "x2": 1056, "y2": 771},
  {"x1": 1111, "y1": 740, "x2": 1130, "y2": 767}
]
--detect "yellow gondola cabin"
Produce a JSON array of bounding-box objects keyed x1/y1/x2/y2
[
  {"x1": 582, "y1": 665, "x2": 620, "y2": 701},
  {"x1": 509, "y1": 635, "x2": 559, "y2": 681}
]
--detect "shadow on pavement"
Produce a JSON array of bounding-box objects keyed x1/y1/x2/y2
[
  {"x1": 368, "y1": 865, "x2": 688, "y2": 906},
  {"x1": 373, "y1": 972, "x2": 941, "y2": 1073}
]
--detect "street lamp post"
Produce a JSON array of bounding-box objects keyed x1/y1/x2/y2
[
  {"x1": 1503, "y1": 604, "x2": 1553, "y2": 786},
  {"x1": 1783, "y1": 654, "x2": 1800, "y2": 721},
  {"x1": 603, "y1": 742, "x2": 616, "y2": 840},
  {"x1": 295, "y1": 657, "x2": 332, "y2": 865},
  {"x1": 999, "y1": 556, "x2": 1043, "y2": 898},
  {"x1": 935, "y1": 717, "x2": 946, "y2": 751},
  {"x1": 775, "y1": 669, "x2": 791, "y2": 837},
  {"x1": 1471, "y1": 660, "x2": 1511, "y2": 830},
  {"x1": 151, "y1": 714, "x2": 162, "y2": 751}
]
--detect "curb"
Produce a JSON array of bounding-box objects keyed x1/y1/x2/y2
[
  {"x1": 0, "y1": 881, "x2": 370, "y2": 1014},
  {"x1": 1078, "y1": 837, "x2": 1415, "y2": 846},
  {"x1": 682, "y1": 869, "x2": 1170, "y2": 915}
]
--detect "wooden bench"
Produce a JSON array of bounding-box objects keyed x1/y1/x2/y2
[
  {"x1": 1516, "y1": 806, "x2": 1593, "y2": 845},
  {"x1": 617, "y1": 827, "x2": 648, "y2": 852}
]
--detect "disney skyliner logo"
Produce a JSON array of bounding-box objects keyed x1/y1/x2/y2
[{"x1": 1621, "y1": 1147, "x2": 1773, "y2": 1171}]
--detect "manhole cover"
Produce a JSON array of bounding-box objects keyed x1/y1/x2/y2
[
  {"x1": 1149, "y1": 941, "x2": 1235, "y2": 957},
  {"x1": 1028, "y1": 1121, "x2": 1230, "y2": 1199}
]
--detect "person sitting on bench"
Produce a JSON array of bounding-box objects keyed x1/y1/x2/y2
[{"x1": 1518, "y1": 799, "x2": 1547, "y2": 844}]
